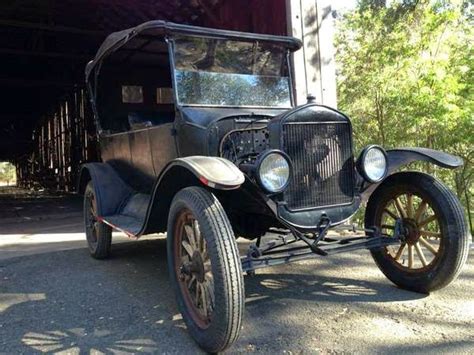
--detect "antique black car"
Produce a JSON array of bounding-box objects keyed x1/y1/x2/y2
[{"x1": 81, "y1": 21, "x2": 470, "y2": 352}]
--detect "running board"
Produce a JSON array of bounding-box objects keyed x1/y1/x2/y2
[
  {"x1": 241, "y1": 235, "x2": 399, "y2": 272},
  {"x1": 99, "y1": 215, "x2": 142, "y2": 237},
  {"x1": 99, "y1": 193, "x2": 150, "y2": 238}
]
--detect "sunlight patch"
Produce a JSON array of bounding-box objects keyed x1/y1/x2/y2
[{"x1": 0, "y1": 293, "x2": 46, "y2": 313}]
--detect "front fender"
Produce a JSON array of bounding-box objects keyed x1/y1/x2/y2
[
  {"x1": 361, "y1": 147, "x2": 463, "y2": 202},
  {"x1": 172, "y1": 156, "x2": 245, "y2": 189},
  {"x1": 141, "y1": 156, "x2": 244, "y2": 234},
  {"x1": 386, "y1": 147, "x2": 463, "y2": 174}
]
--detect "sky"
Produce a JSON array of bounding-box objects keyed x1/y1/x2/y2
[
  {"x1": 332, "y1": 0, "x2": 395, "y2": 11},
  {"x1": 332, "y1": 0, "x2": 358, "y2": 11}
]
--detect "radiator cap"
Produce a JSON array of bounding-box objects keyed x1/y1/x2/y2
[{"x1": 307, "y1": 94, "x2": 316, "y2": 103}]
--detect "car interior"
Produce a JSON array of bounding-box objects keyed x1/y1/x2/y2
[{"x1": 96, "y1": 37, "x2": 175, "y2": 134}]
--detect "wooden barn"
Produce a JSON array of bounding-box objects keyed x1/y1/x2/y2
[{"x1": 0, "y1": 0, "x2": 337, "y2": 191}]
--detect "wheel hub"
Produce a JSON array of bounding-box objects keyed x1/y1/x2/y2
[
  {"x1": 191, "y1": 251, "x2": 206, "y2": 282},
  {"x1": 402, "y1": 218, "x2": 420, "y2": 245},
  {"x1": 181, "y1": 251, "x2": 205, "y2": 283}
]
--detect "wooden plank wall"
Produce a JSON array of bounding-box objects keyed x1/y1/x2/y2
[
  {"x1": 16, "y1": 87, "x2": 98, "y2": 191},
  {"x1": 211, "y1": 0, "x2": 287, "y2": 35},
  {"x1": 14, "y1": 0, "x2": 288, "y2": 192},
  {"x1": 286, "y1": 0, "x2": 338, "y2": 106}
]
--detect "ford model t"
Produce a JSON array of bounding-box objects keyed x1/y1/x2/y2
[{"x1": 81, "y1": 21, "x2": 470, "y2": 352}]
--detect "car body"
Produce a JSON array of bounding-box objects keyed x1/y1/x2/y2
[{"x1": 81, "y1": 21, "x2": 470, "y2": 353}]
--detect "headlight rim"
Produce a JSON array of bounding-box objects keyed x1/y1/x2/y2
[
  {"x1": 256, "y1": 149, "x2": 292, "y2": 194},
  {"x1": 357, "y1": 145, "x2": 388, "y2": 183}
]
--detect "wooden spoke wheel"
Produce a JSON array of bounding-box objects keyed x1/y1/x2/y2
[
  {"x1": 174, "y1": 209, "x2": 214, "y2": 328},
  {"x1": 85, "y1": 188, "x2": 99, "y2": 245},
  {"x1": 365, "y1": 172, "x2": 470, "y2": 293},
  {"x1": 380, "y1": 192, "x2": 441, "y2": 271},
  {"x1": 84, "y1": 181, "x2": 112, "y2": 259},
  {"x1": 167, "y1": 186, "x2": 244, "y2": 353}
]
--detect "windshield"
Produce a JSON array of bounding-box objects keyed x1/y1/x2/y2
[{"x1": 172, "y1": 36, "x2": 292, "y2": 108}]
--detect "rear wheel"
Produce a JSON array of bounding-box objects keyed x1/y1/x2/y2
[
  {"x1": 167, "y1": 186, "x2": 244, "y2": 353},
  {"x1": 84, "y1": 181, "x2": 112, "y2": 259},
  {"x1": 365, "y1": 172, "x2": 470, "y2": 293}
]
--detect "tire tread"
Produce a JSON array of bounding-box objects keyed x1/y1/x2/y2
[
  {"x1": 366, "y1": 172, "x2": 470, "y2": 293},
  {"x1": 84, "y1": 181, "x2": 112, "y2": 259},
  {"x1": 167, "y1": 186, "x2": 244, "y2": 353}
]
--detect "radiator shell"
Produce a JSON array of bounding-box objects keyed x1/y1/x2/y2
[{"x1": 282, "y1": 121, "x2": 354, "y2": 210}]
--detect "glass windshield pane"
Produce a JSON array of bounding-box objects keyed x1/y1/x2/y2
[{"x1": 173, "y1": 37, "x2": 292, "y2": 107}]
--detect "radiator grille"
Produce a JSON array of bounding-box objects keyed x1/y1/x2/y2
[{"x1": 283, "y1": 122, "x2": 354, "y2": 210}]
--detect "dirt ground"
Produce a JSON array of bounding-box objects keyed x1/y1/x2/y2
[{"x1": 1, "y1": 187, "x2": 473, "y2": 354}]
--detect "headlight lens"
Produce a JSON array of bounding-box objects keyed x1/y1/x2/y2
[
  {"x1": 361, "y1": 146, "x2": 387, "y2": 182},
  {"x1": 258, "y1": 152, "x2": 291, "y2": 193}
]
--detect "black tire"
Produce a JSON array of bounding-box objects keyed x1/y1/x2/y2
[
  {"x1": 365, "y1": 172, "x2": 470, "y2": 293},
  {"x1": 167, "y1": 186, "x2": 244, "y2": 353},
  {"x1": 84, "y1": 181, "x2": 112, "y2": 259}
]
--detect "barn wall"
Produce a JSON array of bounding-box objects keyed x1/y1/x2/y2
[
  {"x1": 16, "y1": 87, "x2": 98, "y2": 191},
  {"x1": 212, "y1": 0, "x2": 287, "y2": 35},
  {"x1": 14, "y1": 0, "x2": 337, "y2": 192},
  {"x1": 15, "y1": 0, "x2": 290, "y2": 192},
  {"x1": 286, "y1": 0, "x2": 337, "y2": 106}
]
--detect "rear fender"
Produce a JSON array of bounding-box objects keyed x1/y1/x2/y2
[{"x1": 78, "y1": 162, "x2": 133, "y2": 217}]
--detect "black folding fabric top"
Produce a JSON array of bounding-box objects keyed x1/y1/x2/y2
[{"x1": 85, "y1": 21, "x2": 302, "y2": 81}]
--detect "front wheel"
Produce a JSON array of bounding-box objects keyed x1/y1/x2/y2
[
  {"x1": 167, "y1": 186, "x2": 244, "y2": 353},
  {"x1": 365, "y1": 172, "x2": 470, "y2": 293}
]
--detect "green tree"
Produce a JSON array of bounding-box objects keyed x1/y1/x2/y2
[
  {"x1": 0, "y1": 162, "x2": 16, "y2": 186},
  {"x1": 335, "y1": 0, "x2": 473, "y2": 233}
]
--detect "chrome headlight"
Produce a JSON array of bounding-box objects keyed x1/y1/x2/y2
[
  {"x1": 358, "y1": 145, "x2": 388, "y2": 183},
  {"x1": 256, "y1": 150, "x2": 291, "y2": 193}
]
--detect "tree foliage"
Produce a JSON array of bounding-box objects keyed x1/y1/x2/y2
[
  {"x1": 335, "y1": 0, "x2": 473, "y2": 232},
  {"x1": 0, "y1": 162, "x2": 16, "y2": 186}
]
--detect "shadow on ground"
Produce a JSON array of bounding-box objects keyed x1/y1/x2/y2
[
  {"x1": 0, "y1": 186, "x2": 82, "y2": 223},
  {"x1": 1, "y1": 187, "x2": 473, "y2": 353},
  {"x1": 2, "y1": 238, "x2": 473, "y2": 353},
  {"x1": 1, "y1": 240, "x2": 199, "y2": 354}
]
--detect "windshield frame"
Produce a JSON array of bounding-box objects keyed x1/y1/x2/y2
[{"x1": 167, "y1": 35, "x2": 295, "y2": 109}]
